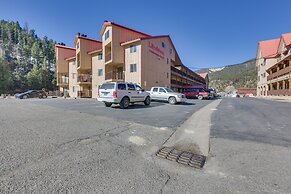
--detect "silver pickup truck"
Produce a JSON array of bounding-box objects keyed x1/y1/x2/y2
[{"x1": 148, "y1": 87, "x2": 186, "y2": 104}]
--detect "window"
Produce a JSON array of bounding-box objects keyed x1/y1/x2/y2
[
  {"x1": 72, "y1": 86, "x2": 75, "y2": 92},
  {"x1": 101, "y1": 83, "x2": 115, "y2": 89},
  {"x1": 136, "y1": 85, "x2": 143, "y2": 91},
  {"x1": 165, "y1": 88, "x2": 173, "y2": 92},
  {"x1": 72, "y1": 73, "x2": 76, "y2": 79},
  {"x1": 130, "y1": 64, "x2": 137, "y2": 72},
  {"x1": 170, "y1": 48, "x2": 173, "y2": 54},
  {"x1": 127, "y1": 84, "x2": 135, "y2": 90},
  {"x1": 167, "y1": 72, "x2": 169, "y2": 78},
  {"x1": 118, "y1": 83, "x2": 126, "y2": 90},
  {"x1": 153, "y1": 88, "x2": 158, "y2": 92},
  {"x1": 105, "y1": 30, "x2": 110, "y2": 40},
  {"x1": 98, "y1": 69, "x2": 103, "y2": 76},
  {"x1": 130, "y1": 45, "x2": 137, "y2": 53},
  {"x1": 98, "y1": 53, "x2": 103, "y2": 60},
  {"x1": 159, "y1": 88, "x2": 166, "y2": 93},
  {"x1": 167, "y1": 58, "x2": 169, "y2": 64},
  {"x1": 162, "y1": 42, "x2": 166, "y2": 48}
]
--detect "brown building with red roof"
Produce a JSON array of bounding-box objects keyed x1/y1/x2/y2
[
  {"x1": 256, "y1": 32, "x2": 291, "y2": 97},
  {"x1": 55, "y1": 21, "x2": 206, "y2": 98}
]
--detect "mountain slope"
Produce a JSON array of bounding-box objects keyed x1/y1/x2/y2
[
  {"x1": 197, "y1": 59, "x2": 257, "y2": 92},
  {"x1": 0, "y1": 20, "x2": 56, "y2": 93}
]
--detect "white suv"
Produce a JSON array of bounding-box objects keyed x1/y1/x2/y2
[{"x1": 97, "y1": 82, "x2": 151, "y2": 109}]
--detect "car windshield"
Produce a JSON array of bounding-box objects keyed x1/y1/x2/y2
[
  {"x1": 101, "y1": 83, "x2": 115, "y2": 90},
  {"x1": 165, "y1": 88, "x2": 173, "y2": 92}
]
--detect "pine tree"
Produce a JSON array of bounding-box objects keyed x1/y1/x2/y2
[
  {"x1": 0, "y1": 57, "x2": 12, "y2": 93},
  {"x1": 26, "y1": 64, "x2": 42, "y2": 89}
]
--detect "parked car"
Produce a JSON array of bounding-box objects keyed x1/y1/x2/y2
[
  {"x1": 148, "y1": 87, "x2": 186, "y2": 104},
  {"x1": 205, "y1": 89, "x2": 217, "y2": 98},
  {"x1": 97, "y1": 82, "x2": 151, "y2": 109},
  {"x1": 182, "y1": 86, "x2": 212, "y2": 100},
  {"x1": 15, "y1": 90, "x2": 48, "y2": 99}
]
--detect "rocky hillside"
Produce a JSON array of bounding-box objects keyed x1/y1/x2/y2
[{"x1": 197, "y1": 59, "x2": 257, "y2": 92}]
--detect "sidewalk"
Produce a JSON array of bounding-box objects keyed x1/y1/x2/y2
[
  {"x1": 257, "y1": 96, "x2": 291, "y2": 103},
  {"x1": 163, "y1": 99, "x2": 222, "y2": 156}
]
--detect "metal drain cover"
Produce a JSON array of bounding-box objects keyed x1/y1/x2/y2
[{"x1": 156, "y1": 147, "x2": 206, "y2": 169}]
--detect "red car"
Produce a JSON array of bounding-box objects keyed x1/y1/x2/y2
[{"x1": 182, "y1": 86, "x2": 212, "y2": 100}]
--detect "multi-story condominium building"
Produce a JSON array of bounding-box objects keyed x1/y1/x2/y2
[
  {"x1": 56, "y1": 21, "x2": 206, "y2": 98},
  {"x1": 256, "y1": 38, "x2": 280, "y2": 96},
  {"x1": 256, "y1": 32, "x2": 291, "y2": 97}
]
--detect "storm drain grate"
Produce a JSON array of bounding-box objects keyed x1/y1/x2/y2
[{"x1": 156, "y1": 147, "x2": 206, "y2": 169}]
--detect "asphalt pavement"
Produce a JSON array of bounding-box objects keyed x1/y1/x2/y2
[
  {"x1": 27, "y1": 98, "x2": 212, "y2": 128},
  {"x1": 1, "y1": 97, "x2": 291, "y2": 193}
]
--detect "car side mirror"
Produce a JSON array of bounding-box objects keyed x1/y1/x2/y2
[{"x1": 142, "y1": 89, "x2": 145, "y2": 92}]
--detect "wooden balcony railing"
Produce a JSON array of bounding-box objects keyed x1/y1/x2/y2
[
  {"x1": 171, "y1": 66, "x2": 206, "y2": 85},
  {"x1": 57, "y1": 77, "x2": 69, "y2": 85},
  {"x1": 77, "y1": 74, "x2": 92, "y2": 83},
  {"x1": 267, "y1": 66, "x2": 291, "y2": 81},
  {"x1": 105, "y1": 53, "x2": 112, "y2": 63},
  {"x1": 105, "y1": 71, "x2": 124, "y2": 81},
  {"x1": 267, "y1": 89, "x2": 291, "y2": 96},
  {"x1": 77, "y1": 90, "x2": 92, "y2": 98}
]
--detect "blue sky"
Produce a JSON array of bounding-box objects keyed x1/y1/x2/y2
[{"x1": 1, "y1": 0, "x2": 291, "y2": 70}]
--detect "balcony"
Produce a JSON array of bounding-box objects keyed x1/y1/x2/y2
[
  {"x1": 171, "y1": 66, "x2": 206, "y2": 85},
  {"x1": 77, "y1": 90, "x2": 92, "y2": 98},
  {"x1": 267, "y1": 89, "x2": 291, "y2": 96},
  {"x1": 57, "y1": 77, "x2": 69, "y2": 86},
  {"x1": 105, "y1": 71, "x2": 124, "y2": 81},
  {"x1": 171, "y1": 79, "x2": 189, "y2": 87},
  {"x1": 105, "y1": 42, "x2": 112, "y2": 63},
  {"x1": 77, "y1": 74, "x2": 92, "y2": 84},
  {"x1": 105, "y1": 53, "x2": 112, "y2": 63},
  {"x1": 267, "y1": 66, "x2": 291, "y2": 81}
]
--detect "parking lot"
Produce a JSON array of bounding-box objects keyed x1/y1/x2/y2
[
  {"x1": 1, "y1": 97, "x2": 291, "y2": 193},
  {"x1": 26, "y1": 98, "x2": 213, "y2": 128},
  {"x1": 0, "y1": 97, "x2": 214, "y2": 193}
]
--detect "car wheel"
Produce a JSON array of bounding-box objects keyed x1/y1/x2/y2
[
  {"x1": 120, "y1": 97, "x2": 130, "y2": 109},
  {"x1": 198, "y1": 95, "x2": 203, "y2": 100},
  {"x1": 168, "y1": 96, "x2": 177, "y2": 105},
  {"x1": 23, "y1": 95, "x2": 28, "y2": 99},
  {"x1": 144, "y1": 96, "x2": 151, "y2": 106},
  {"x1": 104, "y1": 102, "x2": 112, "y2": 107}
]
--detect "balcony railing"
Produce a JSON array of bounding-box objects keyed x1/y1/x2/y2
[
  {"x1": 267, "y1": 89, "x2": 291, "y2": 96},
  {"x1": 77, "y1": 74, "x2": 92, "y2": 83},
  {"x1": 77, "y1": 90, "x2": 92, "y2": 98},
  {"x1": 171, "y1": 66, "x2": 206, "y2": 85},
  {"x1": 267, "y1": 66, "x2": 291, "y2": 81},
  {"x1": 105, "y1": 71, "x2": 124, "y2": 81},
  {"x1": 58, "y1": 77, "x2": 69, "y2": 85},
  {"x1": 105, "y1": 53, "x2": 112, "y2": 63}
]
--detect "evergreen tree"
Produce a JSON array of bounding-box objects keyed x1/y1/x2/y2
[
  {"x1": 0, "y1": 57, "x2": 12, "y2": 93},
  {"x1": 0, "y1": 19, "x2": 56, "y2": 92},
  {"x1": 26, "y1": 64, "x2": 42, "y2": 89}
]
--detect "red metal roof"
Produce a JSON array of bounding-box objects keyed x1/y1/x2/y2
[
  {"x1": 55, "y1": 45, "x2": 76, "y2": 50},
  {"x1": 282, "y1": 33, "x2": 291, "y2": 46},
  {"x1": 197, "y1": 72, "x2": 208, "y2": 79},
  {"x1": 101, "y1": 21, "x2": 151, "y2": 37},
  {"x1": 77, "y1": 36, "x2": 102, "y2": 43},
  {"x1": 258, "y1": 38, "x2": 280, "y2": 59},
  {"x1": 120, "y1": 35, "x2": 169, "y2": 46}
]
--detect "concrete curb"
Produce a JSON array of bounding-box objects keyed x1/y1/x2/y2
[
  {"x1": 163, "y1": 99, "x2": 222, "y2": 157},
  {"x1": 256, "y1": 96, "x2": 291, "y2": 103}
]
